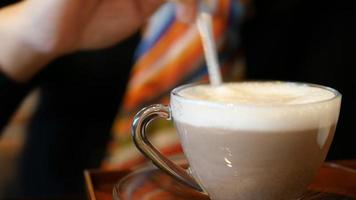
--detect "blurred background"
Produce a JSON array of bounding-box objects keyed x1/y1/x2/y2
[
  {"x1": 1, "y1": 0, "x2": 355, "y2": 198},
  {"x1": 0, "y1": 91, "x2": 38, "y2": 197}
]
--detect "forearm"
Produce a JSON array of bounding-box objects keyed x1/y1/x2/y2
[
  {"x1": 0, "y1": 0, "x2": 167, "y2": 83},
  {"x1": 0, "y1": 3, "x2": 55, "y2": 82}
]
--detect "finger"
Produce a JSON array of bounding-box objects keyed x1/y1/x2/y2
[{"x1": 174, "y1": 0, "x2": 197, "y2": 23}]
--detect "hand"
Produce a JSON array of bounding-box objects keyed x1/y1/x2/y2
[
  {"x1": 0, "y1": 0, "x2": 164, "y2": 81},
  {"x1": 19, "y1": 0, "x2": 165, "y2": 53}
]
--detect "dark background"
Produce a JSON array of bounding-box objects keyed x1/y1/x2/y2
[{"x1": 242, "y1": 0, "x2": 356, "y2": 159}]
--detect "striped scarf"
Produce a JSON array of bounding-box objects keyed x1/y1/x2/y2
[{"x1": 105, "y1": 0, "x2": 246, "y2": 168}]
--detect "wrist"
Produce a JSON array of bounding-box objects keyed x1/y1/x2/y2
[
  {"x1": 0, "y1": 3, "x2": 59, "y2": 82},
  {"x1": 0, "y1": 29, "x2": 56, "y2": 82}
]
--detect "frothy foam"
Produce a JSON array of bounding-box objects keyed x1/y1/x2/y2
[
  {"x1": 178, "y1": 82, "x2": 336, "y2": 105},
  {"x1": 171, "y1": 82, "x2": 341, "y2": 131}
]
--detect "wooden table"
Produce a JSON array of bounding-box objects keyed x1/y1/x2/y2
[{"x1": 85, "y1": 160, "x2": 356, "y2": 200}]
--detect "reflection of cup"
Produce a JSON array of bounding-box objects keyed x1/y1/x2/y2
[{"x1": 132, "y1": 82, "x2": 341, "y2": 200}]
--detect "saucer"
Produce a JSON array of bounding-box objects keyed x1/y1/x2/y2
[
  {"x1": 112, "y1": 161, "x2": 354, "y2": 200},
  {"x1": 113, "y1": 164, "x2": 209, "y2": 200}
]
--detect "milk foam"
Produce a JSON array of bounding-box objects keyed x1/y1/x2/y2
[{"x1": 171, "y1": 82, "x2": 341, "y2": 131}]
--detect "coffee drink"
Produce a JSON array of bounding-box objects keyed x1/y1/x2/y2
[{"x1": 170, "y1": 82, "x2": 341, "y2": 200}]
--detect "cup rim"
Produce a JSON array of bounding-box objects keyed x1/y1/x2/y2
[{"x1": 171, "y1": 81, "x2": 342, "y2": 108}]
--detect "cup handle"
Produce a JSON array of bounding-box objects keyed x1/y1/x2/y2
[{"x1": 132, "y1": 104, "x2": 203, "y2": 192}]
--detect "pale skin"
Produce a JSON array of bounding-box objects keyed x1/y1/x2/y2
[{"x1": 0, "y1": 0, "x2": 197, "y2": 82}]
